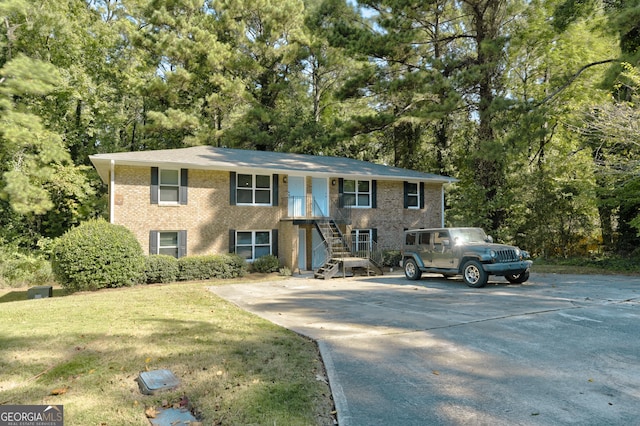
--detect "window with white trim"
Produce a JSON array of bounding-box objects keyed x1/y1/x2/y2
[
  {"x1": 237, "y1": 174, "x2": 272, "y2": 205},
  {"x1": 406, "y1": 182, "x2": 420, "y2": 209},
  {"x1": 236, "y1": 230, "x2": 272, "y2": 261},
  {"x1": 159, "y1": 169, "x2": 180, "y2": 203},
  {"x1": 158, "y1": 231, "x2": 179, "y2": 258},
  {"x1": 343, "y1": 179, "x2": 371, "y2": 207}
]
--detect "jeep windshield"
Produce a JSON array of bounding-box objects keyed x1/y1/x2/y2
[{"x1": 449, "y1": 228, "x2": 489, "y2": 244}]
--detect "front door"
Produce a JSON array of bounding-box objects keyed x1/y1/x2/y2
[
  {"x1": 312, "y1": 177, "x2": 328, "y2": 217},
  {"x1": 288, "y1": 176, "x2": 305, "y2": 217}
]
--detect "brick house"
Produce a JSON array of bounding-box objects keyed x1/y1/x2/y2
[{"x1": 89, "y1": 146, "x2": 455, "y2": 277}]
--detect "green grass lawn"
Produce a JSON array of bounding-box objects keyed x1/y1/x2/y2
[{"x1": 0, "y1": 280, "x2": 335, "y2": 425}]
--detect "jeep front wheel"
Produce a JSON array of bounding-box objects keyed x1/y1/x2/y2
[
  {"x1": 404, "y1": 258, "x2": 422, "y2": 281},
  {"x1": 462, "y1": 260, "x2": 488, "y2": 288},
  {"x1": 506, "y1": 270, "x2": 530, "y2": 284}
]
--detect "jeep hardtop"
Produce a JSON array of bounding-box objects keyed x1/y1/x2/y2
[{"x1": 401, "y1": 227, "x2": 532, "y2": 287}]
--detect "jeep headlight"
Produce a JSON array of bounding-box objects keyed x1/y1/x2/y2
[
  {"x1": 490, "y1": 250, "x2": 497, "y2": 259},
  {"x1": 515, "y1": 248, "x2": 521, "y2": 258}
]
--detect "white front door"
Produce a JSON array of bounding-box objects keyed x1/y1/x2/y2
[
  {"x1": 288, "y1": 176, "x2": 305, "y2": 217},
  {"x1": 312, "y1": 177, "x2": 328, "y2": 217}
]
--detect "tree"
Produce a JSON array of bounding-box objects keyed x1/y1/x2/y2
[
  {"x1": 580, "y1": 64, "x2": 640, "y2": 252},
  {"x1": 215, "y1": 0, "x2": 310, "y2": 151},
  {"x1": 0, "y1": 55, "x2": 70, "y2": 215},
  {"x1": 0, "y1": 1, "x2": 101, "y2": 247}
]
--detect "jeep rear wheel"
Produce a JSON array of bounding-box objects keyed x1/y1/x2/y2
[
  {"x1": 506, "y1": 270, "x2": 530, "y2": 284},
  {"x1": 462, "y1": 260, "x2": 488, "y2": 288},
  {"x1": 404, "y1": 258, "x2": 422, "y2": 281}
]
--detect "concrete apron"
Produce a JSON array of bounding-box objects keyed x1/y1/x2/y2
[{"x1": 209, "y1": 272, "x2": 640, "y2": 426}]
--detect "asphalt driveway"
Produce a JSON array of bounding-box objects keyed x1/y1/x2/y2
[{"x1": 208, "y1": 272, "x2": 640, "y2": 426}]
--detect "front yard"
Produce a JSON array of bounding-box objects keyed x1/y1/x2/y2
[{"x1": 0, "y1": 280, "x2": 335, "y2": 425}]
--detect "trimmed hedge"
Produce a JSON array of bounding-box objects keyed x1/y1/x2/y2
[
  {"x1": 252, "y1": 254, "x2": 280, "y2": 273},
  {"x1": 177, "y1": 253, "x2": 247, "y2": 281},
  {"x1": 52, "y1": 219, "x2": 145, "y2": 292},
  {"x1": 145, "y1": 255, "x2": 180, "y2": 284}
]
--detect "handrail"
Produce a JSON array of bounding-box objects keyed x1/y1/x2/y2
[
  {"x1": 312, "y1": 239, "x2": 330, "y2": 266},
  {"x1": 331, "y1": 195, "x2": 351, "y2": 224},
  {"x1": 285, "y1": 195, "x2": 352, "y2": 224}
]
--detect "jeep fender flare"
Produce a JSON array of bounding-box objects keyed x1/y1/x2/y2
[
  {"x1": 402, "y1": 253, "x2": 426, "y2": 269},
  {"x1": 458, "y1": 256, "x2": 484, "y2": 273}
]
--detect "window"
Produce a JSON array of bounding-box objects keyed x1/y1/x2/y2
[
  {"x1": 159, "y1": 232, "x2": 179, "y2": 257},
  {"x1": 405, "y1": 232, "x2": 417, "y2": 245},
  {"x1": 151, "y1": 167, "x2": 187, "y2": 205},
  {"x1": 150, "y1": 230, "x2": 187, "y2": 258},
  {"x1": 236, "y1": 230, "x2": 272, "y2": 261},
  {"x1": 159, "y1": 169, "x2": 180, "y2": 203},
  {"x1": 406, "y1": 182, "x2": 419, "y2": 208},
  {"x1": 418, "y1": 232, "x2": 431, "y2": 245},
  {"x1": 404, "y1": 181, "x2": 424, "y2": 209},
  {"x1": 343, "y1": 179, "x2": 371, "y2": 207},
  {"x1": 237, "y1": 174, "x2": 272, "y2": 205}
]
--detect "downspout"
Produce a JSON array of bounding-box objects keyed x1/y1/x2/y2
[
  {"x1": 110, "y1": 160, "x2": 115, "y2": 224},
  {"x1": 441, "y1": 184, "x2": 445, "y2": 228}
]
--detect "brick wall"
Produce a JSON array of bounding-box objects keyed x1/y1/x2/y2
[
  {"x1": 340, "y1": 180, "x2": 443, "y2": 251},
  {"x1": 112, "y1": 165, "x2": 444, "y2": 265},
  {"x1": 113, "y1": 166, "x2": 285, "y2": 256}
]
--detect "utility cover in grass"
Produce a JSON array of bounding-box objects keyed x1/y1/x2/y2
[
  {"x1": 138, "y1": 369, "x2": 180, "y2": 395},
  {"x1": 148, "y1": 407, "x2": 199, "y2": 426}
]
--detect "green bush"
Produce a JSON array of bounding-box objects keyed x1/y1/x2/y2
[
  {"x1": 178, "y1": 254, "x2": 247, "y2": 281},
  {"x1": 382, "y1": 250, "x2": 402, "y2": 267},
  {"x1": 145, "y1": 255, "x2": 179, "y2": 284},
  {"x1": 0, "y1": 246, "x2": 54, "y2": 288},
  {"x1": 52, "y1": 219, "x2": 145, "y2": 292},
  {"x1": 252, "y1": 254, "x2": 280, "y2": 273}
]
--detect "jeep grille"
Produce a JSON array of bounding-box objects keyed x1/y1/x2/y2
[{"x1": 495, "y1": 249, "x2": 519, "y2": 262}]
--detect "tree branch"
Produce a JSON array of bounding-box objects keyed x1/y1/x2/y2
[{"x1": 537, "y1": 59, "x2": 618, "y2": 106}]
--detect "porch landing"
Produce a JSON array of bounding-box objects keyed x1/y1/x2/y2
[{"x1": 314, "y1": 257, "x2": 383, "y2": 279}]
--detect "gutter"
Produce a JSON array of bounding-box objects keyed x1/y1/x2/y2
[{"x1": 110, "y1": 159, "x2": 115, "y2": 224}]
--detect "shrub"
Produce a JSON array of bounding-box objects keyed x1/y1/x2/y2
[
  {"x1": 252, "y1": 255, "x2": 280, "y2": 273},
  {"x1": 178, "y1": 254, "x2": 247, "y2": 281},
  {"x1": 0, "y1": 246, "x2": 54, "y2": 288},
  {"x1": 279, "y1": 266, "x2": 292, "y2": 276},
  {"x1": 382, "y1": 250, "x2": 402, "y2": 267},
  {"x1": 224, "y1": 253, "x2": 249, "y2": 277},
  {"x1": 145, "y1": 255, "x2": 179, "y2": 284},
  {"x1": 52, "y1": 219, "x2": 145, "y2": 292}
]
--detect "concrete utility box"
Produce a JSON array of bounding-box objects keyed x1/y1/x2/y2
[
  {"x1": 138, "y1": 369, "x2": 180, "y2": 395},
  {"x1": 27, "y1": 286, "x2": 53, "y2": 299}
]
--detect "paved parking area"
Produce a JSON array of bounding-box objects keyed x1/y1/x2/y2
[{"x1": 209, "y1": 272, "x2": 640, "y2": 425}]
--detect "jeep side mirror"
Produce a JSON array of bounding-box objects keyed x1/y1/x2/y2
[
  {"x1": 486, "y1": 235, "x2": 493, "y2": 243},
  {"x1": 442, "y1": 239, "x2": 450, "y2": 246}
]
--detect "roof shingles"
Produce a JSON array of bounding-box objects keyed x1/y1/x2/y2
[{"x1": 89, "y1": 146, "x2": 455, "y2": 183}]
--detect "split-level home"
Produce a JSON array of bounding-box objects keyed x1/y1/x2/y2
[{"x1": 89, "y1": 146, "x2": 455, "y2": 278}]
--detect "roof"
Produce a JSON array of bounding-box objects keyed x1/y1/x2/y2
[{"x1": 89, "y1": 146, "x2": 457, "y2": 184}]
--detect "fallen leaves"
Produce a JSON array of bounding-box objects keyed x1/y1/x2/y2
[
  {"x1": 144, "y1": 406, "x2": 158, "y2": 418},
  {"x1": 50, "y1": 387, "x2": 68, "y2": 395}
]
